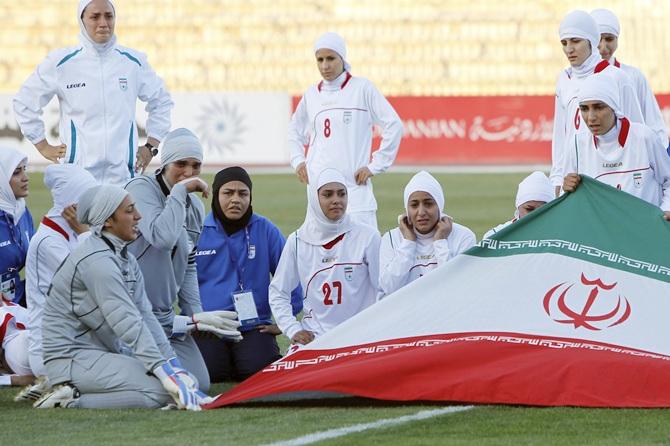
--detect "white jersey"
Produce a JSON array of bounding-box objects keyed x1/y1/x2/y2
[
  {"x1": 550, "y1": 61, "x2": 644, "y2": 187},
  {"x1": 288, "y1": 72, "x2": 402, "y2": 212},
  {"x1": 564, "y1": 119, "x2": 670, "y2": 211},
  {"x1": 0, "y1": 302, "x2": 27, "y2": 349},
  {"x1": 0, "y1": 302, "x2": 31, "y2": 378},
  {"x1": 378, "y1": 224, "x2": 476, "y2": 298},
  {"x1": 611, "y1": 58, "x2": 669, "y2": 148},
  {"x1": 269, "y1": 224, "x2": 381, "y2": 340},
  {"x1": 13, "y1": 39, "x2": 172, "y2": 186},
  {"x1": 25, "y1": 216, "x2": 88, "y2": 376}
]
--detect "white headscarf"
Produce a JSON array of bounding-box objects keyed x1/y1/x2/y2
[
  {"x1": 403, "y1": 171, "x2": 445, "y2": 215},
  {"x1": 78, "y1": 0, "x2": 117, "y2": 54},
  {"x1": 158, "y1": 128, "x2": 204, "y2": 172},
  {"x1": 314, "y1": 32, "x2": 351, "y2": 72},
  {"x1": 403, "y1": 171, "x2": 446, "y2": 240},
  {"x1": 515, "y1": 171, "x2": 554, "y2": 210},
  {"x1": 77, "y1": 184, "x2": 128, "y2": 236},
  {"x1": 591, "y1": 9, "x2": 620, "y2": 37},
  {"x1": 559, "y1": 10, "x2": 603, "y2": 78},
  {"x1": 578, "y1": 72, "x2": 623, "y2": 118},
  {"x1": 44, "y1": 164, "x2": 98, "y2": 219},
  {"x1": 297, "y1": 168, "x2": 353, "y2": 246},
  {"x1": 0, "y1": 147, "x2": 28, "y2": 223}
]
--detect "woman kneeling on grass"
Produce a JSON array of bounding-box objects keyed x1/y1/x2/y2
[
  {"x1": 269, "y1": 168, "x2": 380, "y2": 345},
  {"x1": 36, "y1": 185, "x2": 206, "y2": 410}
]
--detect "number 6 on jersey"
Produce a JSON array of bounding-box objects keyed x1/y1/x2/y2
[{"x1": 322, "y1": 281, "x2": 342, "y2": 305}]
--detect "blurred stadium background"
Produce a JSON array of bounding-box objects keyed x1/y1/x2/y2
[{"x1": 1, "y1": 0, "x2": 669, "y2": 168}]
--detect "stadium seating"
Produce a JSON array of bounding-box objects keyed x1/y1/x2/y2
[{"x1": 1, "y1": 0, "x2": 668, "y2": 95}]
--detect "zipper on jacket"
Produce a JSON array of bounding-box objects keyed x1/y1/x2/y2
[{"x1": 99, "y1": 55, "x2": 108, "y2": 184}]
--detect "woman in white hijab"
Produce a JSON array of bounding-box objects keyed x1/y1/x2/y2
[
  {"x1": 483, "y1": 171, "x2": 555, "y2": 239},
  {"x1": 13, "y1": 0, "x2": 173, "y2": 186},
  {"x1": 0, "y1": 147, "x2": 34, "y2": 306},
  {"x1": 269, "y1": 168, "x2": 381, "y2": 345},
  {"x1": 590, "y1": 8, "x2": 669, "y2": 149},
  {"x1": 378, "y1": 171, "x2": 476, "y2": 298},
  {"x1": 550, "y1": 10, "x2": 643, "y2": 194},
  {"x1": 562, "y1": 74, "x2": 670, "y2": 217},
  {"x1": 288, "y1": 32, "x2": 403, "y2": 229},
  {"x1": 17, "y1": 164, "x2": 98, "y2": 401}
]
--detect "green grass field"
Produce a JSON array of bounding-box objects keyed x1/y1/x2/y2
[{"x1": 4, "y1": 171, "x2": 670, "y2": 446}]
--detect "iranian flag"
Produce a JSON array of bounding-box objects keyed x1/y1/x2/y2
[{"x1": 208, "y1": 176, "x2": 670, "y2": 408}]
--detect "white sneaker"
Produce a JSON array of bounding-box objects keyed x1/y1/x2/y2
[
  {"x1": 33, "y1": 384, "x2": 80, "y2": 409},
  {"x1": 15, "y1": 376, "x2": 51, "y2": 402}
]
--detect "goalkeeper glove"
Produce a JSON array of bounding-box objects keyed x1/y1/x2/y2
[{"x1": 153, "y1": 362, "x2": 200, "y2": 411}]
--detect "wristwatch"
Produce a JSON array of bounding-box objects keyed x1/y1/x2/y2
[{"x1": 144, "y1": 142, "x2": 158, "y2": 156}]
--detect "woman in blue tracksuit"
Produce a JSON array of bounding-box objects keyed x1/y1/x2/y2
[
  {"x1": 0, "y1": 147, "x2": 35, "y2": 305},
  {"x1": 195, "y1": 167, "x2": 302, "y2": 382}
]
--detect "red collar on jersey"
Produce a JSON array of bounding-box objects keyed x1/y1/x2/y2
[
  {"x1": 322, "y1": 233, "x2": 345, "y2": 249},
  {"x1": 613, "y1": 58, "x2": 621, "y2": 68},
  {"x1": 594, "y1": 59, "x2": 610, "y2": 73},
  {"x1": 593, "y1": 117, "x2": 630, "y2": 148},
  {"x1": 317, "y1": 72, "x2": 352, "y2": 92},
  {"x1": 41, "y1": 216, "x2": 70, "y2": 241}
]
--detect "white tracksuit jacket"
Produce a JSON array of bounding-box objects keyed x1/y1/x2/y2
[
  {"x1": 564, "y1": 119, "x2": 670, "y2": 211},
  {"x1": 610, "y1": 57, "x2": 669, "y2": 148},
  {"x1": 13, "y1": 38, "x2": 173, "y2": 186},
  {"x1": 378, "y1": 224, "x2": 476, "y2": 298},
  {"x1": 550, "y1": 62, "x2": 643, "y2": 187}
]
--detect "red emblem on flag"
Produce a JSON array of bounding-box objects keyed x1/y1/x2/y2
[{"x1": 543, "y1": 273, "x2": 631, "y2": 330}]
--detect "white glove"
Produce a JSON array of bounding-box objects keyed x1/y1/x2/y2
[
  {"x1": 166, "y1": 357, "x2": 213, "y2": 405},
  {"x1": 172, "y1": 313, "x2": 243, "y2": 342},
  {"x1": 192, "y1": 311, "x2": 240, "y2": 331},
  {"x1": 167, "y1": 357, "x2": 199, "y2": 388},
  {"x1": 192, "y1": 311, "x2": 243, "y2": 342},
  {"x1": 153, "y1": 362, "x2": 200, "y2": 411}
]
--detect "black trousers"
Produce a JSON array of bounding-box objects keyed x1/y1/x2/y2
[{"x1": 195, "y1": 329, "x2": 282, "y2": 382}]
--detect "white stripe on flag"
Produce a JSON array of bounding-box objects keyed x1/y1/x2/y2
[{"x1": 260, "y1": 406, "x2": 474, "y2": 446}]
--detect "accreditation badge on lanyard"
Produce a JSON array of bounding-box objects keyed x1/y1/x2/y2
[
  {"x1": 230, "y1": 227, "x2": 260, "y2": 327},
  {"x1": 233, "y1": 289, "x2": 260, "y2": 327},
  {"x1": 1, "y1": 271, "x2": 17, "y2": 302}
]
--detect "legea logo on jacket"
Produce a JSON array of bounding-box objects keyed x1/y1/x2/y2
[
  {"x1": 66, "y1": 82, "x2": 86, "y2": 89},
  {"x1": 195, "y1": 249, "x2": 217, "y2": 256}
]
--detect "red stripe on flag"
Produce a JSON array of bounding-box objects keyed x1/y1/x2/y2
[{"x1": 205, "y1": 332, "x2": 670, "y2": 409}]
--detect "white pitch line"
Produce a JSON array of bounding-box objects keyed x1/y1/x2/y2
[{"x1": 260, "y1": 406, "x2": 474, "y2": 446}]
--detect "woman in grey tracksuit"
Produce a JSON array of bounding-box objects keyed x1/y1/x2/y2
[
  {"x1": 40, "y1": 185, "x2": 201, "y2": 410},
  {"x1": 125, "y1": 128, "x2": 241, "y2": 392}
]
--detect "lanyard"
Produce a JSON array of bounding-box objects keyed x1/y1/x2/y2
[
  {"x1": 3, "y1": 213, "x2": 25, "y2": 251},
  {"x1": 226, "y1": 227, "x2": 251, "y2": 291}
]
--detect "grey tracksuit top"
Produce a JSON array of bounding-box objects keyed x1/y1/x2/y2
[
  {"x1": 125, "y1": 174, "x2": 205, "y2": 331},
  {"x1": 42, "y1": 234, "x2": 174, "y2": 386}
]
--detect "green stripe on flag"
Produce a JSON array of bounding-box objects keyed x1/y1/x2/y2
[{"x1": 468, "y1": 176, "x2": 670, "y2": 283}]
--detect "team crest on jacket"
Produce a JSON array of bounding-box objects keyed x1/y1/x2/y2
[
  {"x1": 344, "y1": 265, "x2": 354, "y2": 281},
  {"x1": 633, "y1": 172, "x2": 642, "y2": 188},
  {"x1": 543, "y1": 273, "x2": 631, "y2": 331},
  {"x1": 343, "y1": 110, "x2": 352, "y2": 124},
  {"x1": 119, "y1": 77, "x2": 128, "y2": 91}
]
